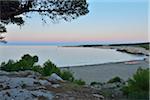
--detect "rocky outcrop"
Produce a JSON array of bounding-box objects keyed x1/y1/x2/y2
[
  {"x1": 47, "y1": 73, "x2": 64, "y2": 84},
  {"x1": 0, "y1": 70, "x2": 53, "y2": 100},
  {"x1": 95, "y1": 46, "x2": 149, "y2": 56},
  {"x1": 0, "y1": 70, "x2": 105, "y2": 100},
  {"x1": 112, "y1": 46, "x2": 149, "y2": 56}
]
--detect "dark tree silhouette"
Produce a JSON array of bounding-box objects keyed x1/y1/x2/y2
[{"x1": 0, "y1": 0, "x2": 89, "y2": 43}]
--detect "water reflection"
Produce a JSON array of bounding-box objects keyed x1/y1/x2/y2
[{"x1": 0, "y1": 0, "x2": 89, "y2": 43}]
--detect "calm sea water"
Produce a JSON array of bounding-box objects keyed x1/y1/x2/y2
[{"x1": 0, "y1": 46, "x2": 146, "y2": 67}]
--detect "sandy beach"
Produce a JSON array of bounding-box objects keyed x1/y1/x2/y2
[{"x1": 61, "y1": 60, "x2": 149, "y2": 84}]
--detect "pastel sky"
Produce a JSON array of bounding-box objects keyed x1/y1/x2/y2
[{"x1": 4, "y1": 0, "x2": 148, "y2": 45}]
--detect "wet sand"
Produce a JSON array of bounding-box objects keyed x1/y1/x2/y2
[{"x1": 61, "y1": 60, "x2": 149, "y2": 84}]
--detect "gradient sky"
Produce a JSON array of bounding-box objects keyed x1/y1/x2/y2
[{"x1": 4, "y1": 0, "x2": 148, "y2": 45}]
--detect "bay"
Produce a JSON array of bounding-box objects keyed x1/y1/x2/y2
[{"x1": 0, "y1": 46, "x2": 146, "y2": 67}]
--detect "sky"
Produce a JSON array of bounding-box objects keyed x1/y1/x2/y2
[{"x1": 3, "y1": 0, "x2": 149, "y2": 45}]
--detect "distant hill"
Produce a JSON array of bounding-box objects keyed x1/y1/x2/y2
[{"x1": 77, "y1": 42, "x2": 149, "y2": 50}]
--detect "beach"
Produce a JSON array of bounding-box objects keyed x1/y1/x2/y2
[{"x1": 61, "y1": 60, "x2": 149, "y2": 84}]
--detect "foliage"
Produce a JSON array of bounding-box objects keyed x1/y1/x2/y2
[
  {"x1": 42, "y1": 60, "x2": 61, "y2": 76},
  {"x1": 73, "y1": 79, "x2": 86, "y2": 85},
  {"x1": 1, "y1": 54, "x2": 38, "y2": 71},
  {"x1": 122, "y1": 68, "x2": 149, "y2": 99},
  {"x1": 32, "y1": 65, "x2": 43, "y2": 74},
  {"x1": 90, "y1": 81, "x2": 103, "y2": 86},
  {"x1": 138, "y1": 44, "x2": 149, "y2": 50},
  {"x1": 61, "y1": 70, "x2": 86, "y2": 85},
  {"x1": 0, "y1": 60, "x2": 15, "y2": 71},
  {"x1": 0, "y1": 0, "x2": 89, "y2": 41},
  {"x1": 107, "y1": 76, "x2": 122, "y2": 83},
  {"x1": 61, "y1": 70, "x2": 74, "y2": 82},
  {"x1": 0, "y1": 54, "x2": 86, "y2": 85},
  {"x1": 0, "y1": 54, "x2": 62, "y2": 76},
  {"x1": 0, "y1": 54, "x2": 60, "y2": 76}
]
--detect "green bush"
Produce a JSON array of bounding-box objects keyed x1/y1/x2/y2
[
  {"x1": 0, "y1": 54, "x2": 86, "y2": 86},
  {"x1": 122, "y1": 68, "x2": 149, "y2": 99},
  {"x1": 42, "y1": 60, "x2": 61, "y2": 76},
  {"x1": 0, "y1": 54, "x2": 38, "y2": 71},
  {"x1": 90, "y1": 81, "x2": 103, "y2": 86},
  {"x1": 73, "y1": 79, "x2": 86, "y2": 85},
  {"x1": 61, "y1": 70, "x2": 74, "y2": 82},
  {"x1": 0, "y1": 60, "x2": 15, "y2": 71},
  {"x1": 107, "y1": 76, "x2": 122, "y2": 83},
  {"x1": 32, "y1": 65, "x2": 43, "y2": 74},
  {"x1": 0, "y1": 55, "x2": 61, "y2": 77}
]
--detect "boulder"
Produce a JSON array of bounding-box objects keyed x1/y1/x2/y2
[
  {"x1": 39, "y1": 80, "x2": 51, "y2": 86},
  {"x1": 47, "y1": 73, "x2": 63, "y2": 83}
]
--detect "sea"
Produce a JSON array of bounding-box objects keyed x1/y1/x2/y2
[{"x1": 0, "y1": 46, "x2": 146, "y2": 67}]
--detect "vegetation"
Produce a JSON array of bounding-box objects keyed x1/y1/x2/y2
[
  {"x1": 73, "y1": 79, "x2": 86, "y2": 86},
  {"x1": 122, "y1": 68, "x2": 149, "y2": 99},
  {"x1": 137, "y1": 44, "x2": 149, "y2": 50},
  {"x1": 107, "y1": 76, "x2": 122, "y2": 83},
  {"x1": 0, "y1": 54, "x2": 38, "y2": 71},
  {"x1": 79, "y1": 43, "x2": 150, "y2": 50},
  {"x1": 61, "y1": 70, "x2": 74, "y2": 82},
  {"x1": 90, "y1": 82, "x2": 103, "y2": 86},
  {"x1": 42, "y1": 60, "x2": 61, "y2": 76},
  {"x1": 0, "y1": 0, "x2": 89, "y2": 42},
  {"x1": 0, "y1": 54, "x2": 85, "y2": 85}
]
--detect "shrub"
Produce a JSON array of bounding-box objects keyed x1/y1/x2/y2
[
  {"x1": 18, "y1": 54, "x2": 39, "y2": 70},
  {"x1": 0, "y1": 54, "x2": 87, "y2": 86},
  {"x1": 74, "y1": 79, "x2": 86, "y2": 85},
  {"x1": 90, "y1": 81, "x2": 103, "y2": 86},
  {"x1": 107, "y1": 76, "x2": 122, "y2": 83},
  {"x1": 61, "y1": 70, "x2": 74, "y2": 82},
  {"x1": 32, "y1": 65, "x2": 43, "y2": 74},
  {"x1": 0, "y1": 60, "x2": 15, "y2": 71},
  {"x1": 42, "y1": 60, "x2": 61, "y2": 76},
  {"x1": 0, "y1": 54, "x2": 39, "y2": 71},
  {"x1": 122, "y1": 68, "x2": 149, "y2": 99}
]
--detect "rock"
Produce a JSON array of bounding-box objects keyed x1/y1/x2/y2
[
  {"x1": 3, "y1": 77, "x2": 39, "y2": 88},
  {"x1": 92, "y1": 94, "x2": 104, "y2": 99},
  {"x1": 47, "y1": 73, "x2": 63, "y2": 83},
  {"x1": 17, "y1": 70, "x2": 41, "y2": 77},
  {"x1": 0, "y1": 76, "x2": 9, "y2": 83},
  {"x1": 0, "y1": 75, "x2": 49, "y2": 89},
  {"x1": 0, "y1": 89, "x2": 33, "y2": 100},
  {"x1": 51, "y1": 84, "x2": 61, "y2": 88},
  {"x1": 0, "y1": 70, "x2": 107, "y2": 100},
  {"x1": 0, "y1": 70, "x2": 54, "y2": 100},
  {"x1": 0, "y1": 71, "x2": 9, "y2": 75},
  {"x1": 39, "y1": 80, "x2": 51, "y2": 86},
  {"x1": 0, "y1": 89, "x2": 53, "y2": 100}
]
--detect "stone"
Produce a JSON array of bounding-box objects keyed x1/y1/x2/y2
[
  {"x1": 0, "y1": 89, "x2": 53, "y2": 100},
  {"x1": 39, "y1": 80, "x2": 51, "y2": 86},
  {"x1": 47, "y1": 73, "x2": 63, "y2": 83},
  {"x1": 92, "y1": 94, "x2": 104, "y2": 99}
]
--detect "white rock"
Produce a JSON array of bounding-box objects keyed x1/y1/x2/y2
[
  {"x1": 0, "y1": 89, "x2": 33, "y2": 100},
  {"x1": 39, "y1": 80, "x2": 51, "y2": 86},
  {"x1": 51, "y1": 84, "x2": 61, "y2": 88},
  {"x1": 0, "y1": 89, "x2": 53, "y2": 100},
  {"x1": 0, "y1": 76, "x2": 9, "y2": 83},
  {"x1": 47, "y1": 73, "x2": 63, "y2": 82},
  {"x1": 0, "y1": 71, "x2": 9, "y2": 75},
  {"x1": 0, "y1": 77, "x2": 40, "y2": 88},
  {"x1": 92, "y1": 94, "x2": 104, "y2": 99}
]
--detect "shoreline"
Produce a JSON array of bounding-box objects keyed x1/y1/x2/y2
[
  {"x1": 61, "y1": 59, "x2": 149, "y2": 84},
  {"x1": 63, "y1": 44, "x2": 149, "y2": 56},
  {"x1": 60, "y1": 59, "x2": 147, "y2": 68}
]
